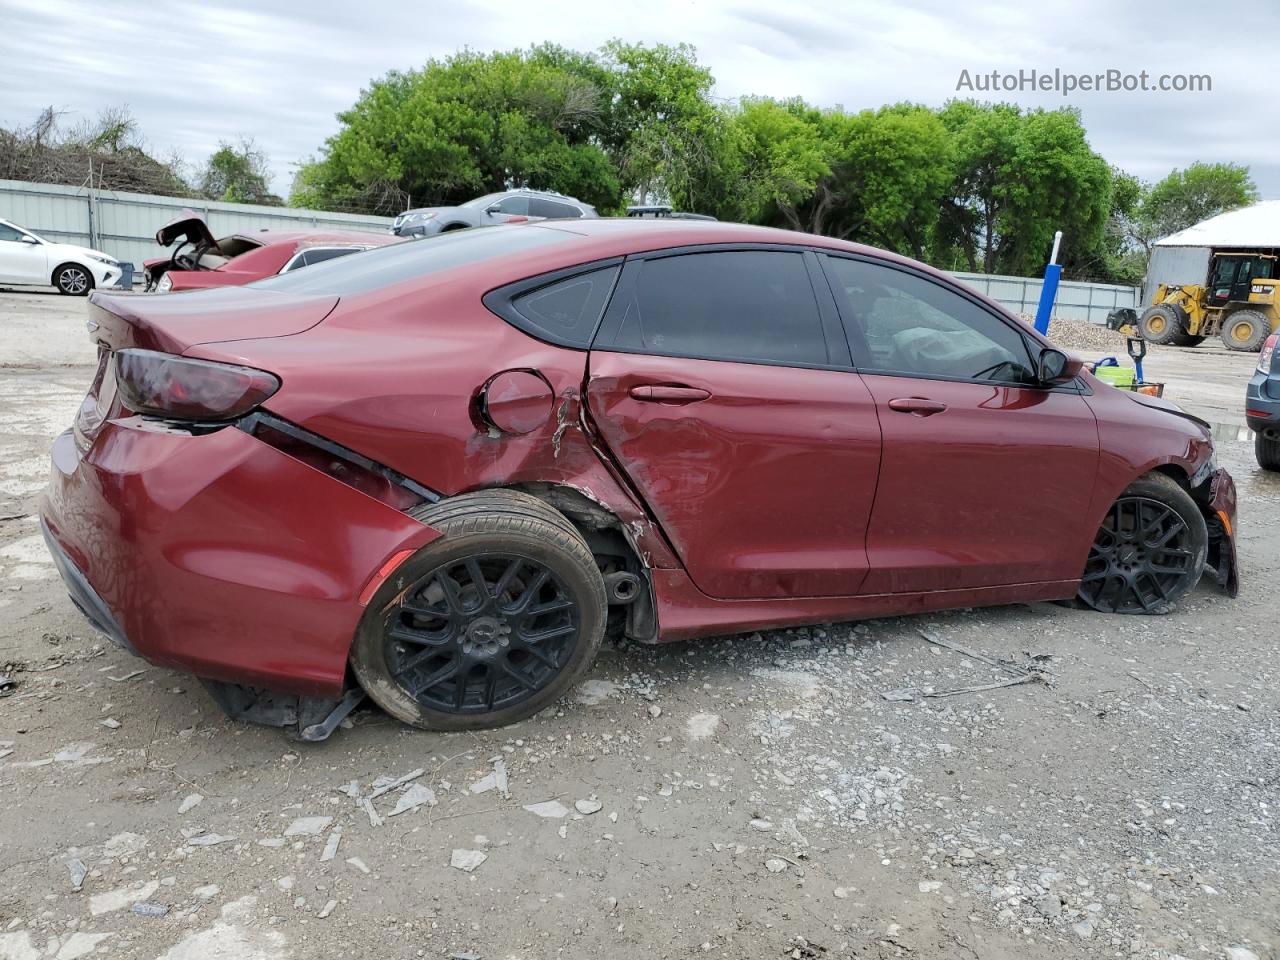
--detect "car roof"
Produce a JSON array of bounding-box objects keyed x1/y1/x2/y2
[{"x1": 528, "y1": 217, "x2": 897, "y2": 261}]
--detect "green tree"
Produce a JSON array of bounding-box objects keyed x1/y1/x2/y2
[
  {"x1": 1140, "y1": 161, "x2": 1258, "y2": 244},
  {"x1": 934, "y1": 102, "x2": 1110, "y2": 276},
  {"x1": 292, "y1": 47, "x2": 621, "y2": 214},
  {"x1": 198, "y1": 139, "x2": 280, "y2": 205}
]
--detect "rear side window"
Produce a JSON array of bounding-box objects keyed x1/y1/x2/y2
[
  {"x1": 824, "y1": 256, "x2": 1035, "y2": 384},
  {"x1": 608, "y1": 251, "x2": 829, "y2": 366},
  {"x1": 485, "y1": 264, "x2": 620, "y2": 348},
  {"x1": 303, "y1": 247, "x2": 359, "y2": 267},
  {"x1": 529, "y1": 198, "x2": 581, "y2": 219},
  {"x1": 251, "y1": 227, "x2": 568, "y2": 295}
]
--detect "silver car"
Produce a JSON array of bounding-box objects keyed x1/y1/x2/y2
[{"x1": 391, "y1": 189, "x2": 598, "y2": 238}]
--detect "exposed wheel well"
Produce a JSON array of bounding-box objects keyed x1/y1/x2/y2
[
  {"x1": 506, "y1": 482, "x2": 656, "y2": 643},
  {"x1": 439, "y1": 222, "x2": 471, "y2": 232},
  {"x1": 1151, "y1": 463, "x2": 1190, "y2": 490}
]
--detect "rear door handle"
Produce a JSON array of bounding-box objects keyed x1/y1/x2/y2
[
  {"x1": 888, "y1": 397, "x2": 948, "y2": 416},
  {"x1": 629, "y1": 385, "x2": 712, "y2": 404}
]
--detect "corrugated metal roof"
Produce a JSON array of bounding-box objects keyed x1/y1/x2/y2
[{"x1": 1155, "y1": 200, "x2": 1280, "y2": 248}]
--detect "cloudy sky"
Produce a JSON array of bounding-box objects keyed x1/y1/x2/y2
[{"x1": 3, "y1": 0, "x2": 1276, "y2": 199}]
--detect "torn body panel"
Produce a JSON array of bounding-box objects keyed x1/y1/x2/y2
[{"x1": 40, "y1": 420, "x2": 440, "y2": 697}]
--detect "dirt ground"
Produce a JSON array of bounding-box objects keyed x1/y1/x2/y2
[{"x1": 0, "y1": 287, "x2": 1276, "y2": 960}]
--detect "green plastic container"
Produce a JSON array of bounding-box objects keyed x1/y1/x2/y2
[{"x1": 1093, "y1": 365, "x2": 1134, "y2": 388}]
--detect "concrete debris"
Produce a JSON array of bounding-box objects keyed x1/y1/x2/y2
[
  {"x1": 90, "y1": 879, "x2": 159, "y2": 916},
  {"x1": 574, "y1": 799, "x2": 603, "y2": 815},
  {"x1": 51, "y1": 932, "x2": 111, "y2": 960},
  {"x1": 317, "y1": 899, "x2": 338, "y2": 919},
  {"x1": 336, "y1": 780, "x2": 360, "y2": 799},
  {"x1": 257, "y1": 838, "x2": 286, "y2": 848},
  {"x1": 101, "y1": 832, "x2": 147, "y2": 859},
  {"x1": 319, "y1": 829, "x2": 341, "y2": 862},
  {"x1": 186, "y1": 833, "x2": 236, "y2": 847},
  {"x1": 361, "y1": 798, "x2": 383, "y2": 827},
  {"x1": 647, "y1": 705, "x2": 662, "y2": 719},
  {"x1": 178, "y1": 793, "x2": 203, "y2": 814},
  {"x1": 1225, "y1": 949, "x2": 1260, "y2": 960},
  {"x1": 192, "y1": 885, "x2": 220, "y2": 900},
  {"x1": 367, "y1": 768, "x2": 425, "y2": 800},
  {"x1": 749, "y1": 819, "x2": 774, "y2": 832},
  {"x1": 918, "y1": 880, "x2": 942, "y2": 893},
  {"x1": 833, "y1": 887, "x2": 849, "y2": 899},
  {"x1": 346, "y1": 857, "x2": 370, "y2": 874},
  {"x1": 66, "y1": 859, "x2": 86, "y2": 892},
  {"x1": 450, "y1": 849, "x2": 487, "y2": 872},
  {"x1": 130, "y1": 901, "x2": 169, "y2": 918},
  {"x1": 522, "y1": 799, "x2": 570, "y2": 819},
  {"x1": 388, "y1": 783, "x2": 437, "y2": 817},
  {"x1": 575, "y1": 678, "x2": 619, "y2": 705},
  {"x1": 685, "y1": 712, "x2": 721, "y2": 740},
  {"x1": 284, "y1": 815, "x2": 333, "y2": 837},
  {"x1": 764, "y1": 858, "x2": 788, "y2": 873},
  {"x1": 98, "y1": 717, "x2": 120, "y2": 729}
]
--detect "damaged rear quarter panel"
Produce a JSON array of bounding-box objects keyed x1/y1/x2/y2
[{"x1": 188, "y1": 282, "x2": 679, "y2": 569}]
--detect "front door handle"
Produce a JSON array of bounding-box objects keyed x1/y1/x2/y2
[
  {"x1": 629, "y1": 385, "x2": 712, "y2": 404},
  {"x1": 888, "y1": 397, "x2": 948, "y2": 416}
]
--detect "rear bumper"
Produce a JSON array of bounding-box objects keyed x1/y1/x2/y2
[
  {"x1": 1245, "y1": 371, "x2": 1280, "y2": 433},
  {"x1": 39, "y1": 419, "x2": 440, "y2": 697}
]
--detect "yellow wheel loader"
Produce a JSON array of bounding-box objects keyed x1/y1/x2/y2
[{"x1": 1136, "y1": 252, "x2": 1280, "y2": 352}]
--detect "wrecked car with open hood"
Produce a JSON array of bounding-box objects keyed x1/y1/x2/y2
[{"x1": 41, "y1": 219, "x2": 1238, "y2": 737}]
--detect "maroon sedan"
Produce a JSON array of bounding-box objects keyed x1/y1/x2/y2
[{"x1": 41, "y1": 220, "x2": 1238, "y2": 737}]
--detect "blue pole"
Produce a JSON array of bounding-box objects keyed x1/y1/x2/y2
[{"x1": 1034, "y1": 263, "x2": 1061, "y2": 336}]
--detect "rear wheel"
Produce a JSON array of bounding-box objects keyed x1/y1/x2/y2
[
  {"x1": 53, "y1": 263, "x2": 93, "y2": 296},
  {"x1": 350, "y1": 490, "x2": 606, "y2": 730},
  {"x1": 1221, "y1": 309, "x2": 1270, "y2": 352},
  {"x1": 1076, "y1": 473, "x2": 1207, "y2": 615},
  {"x1": 1138, "y1": 304, "x2": 1185, "y2": 345},
  {"x1": 1256, "y1": 433, "x2": 1280, "y2": 471}
]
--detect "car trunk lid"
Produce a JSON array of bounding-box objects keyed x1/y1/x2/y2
[{"x1": 86, "y1": 287, "x2": 341, "y2": 354}]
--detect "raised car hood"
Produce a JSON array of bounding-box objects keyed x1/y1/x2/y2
[
  {"x1": 155, "y1": 209, "x2": 217, "y2": 248},
  {"x1": 86, "y1": 286, "x2": 341, "y2": 354}
]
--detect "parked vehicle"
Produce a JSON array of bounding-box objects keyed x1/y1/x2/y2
[
  {"x1": 1246, "y1": 333, "x2": 1280, "y2": 469},
  {"x1": 144, "y1": 211, "x2": 401, "y2": 292},
  {"x1": 0, "y1": 217, "x2": 122, "y2": 295},
  {"x1": 1136, "y1": 249, "x2": 1280, "y2": 352},
  {"x1": 391, "y1": 189, "x2": 597, "y2": 238},
  {"x1": 41, "y1": 220, "x2": 1239, "y2": 738},
  {"x1": 626, "y1": 204, "x2": 717, "y2": 221}
]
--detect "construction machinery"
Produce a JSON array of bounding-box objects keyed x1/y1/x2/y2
[{"x1": 1128, "y1": 251, "x2": 1280, "y2": 352}]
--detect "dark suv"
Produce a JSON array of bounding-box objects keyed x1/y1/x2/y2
[{"x1": 391, "y1": 189, "x2": 598, "y2": 238}]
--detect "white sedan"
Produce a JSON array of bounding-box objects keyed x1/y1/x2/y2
[{"x1": 0, "y1": 218, "x2": 122, "y2": 295}]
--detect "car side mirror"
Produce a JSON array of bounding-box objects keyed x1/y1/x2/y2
[
  {"x1": 1037, "y1": 347, "x2": 1084, "y2": 385},
  {"x1": 21, "y1": 235, "x2": 38, "y2": 244},
  {"x1": 485, "y1": 205, "x2": 502, "y2": 215}
]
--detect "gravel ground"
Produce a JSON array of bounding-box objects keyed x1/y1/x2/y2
[{"x1": 1, "y1": 291, "x2": 1277, "y2": 960}]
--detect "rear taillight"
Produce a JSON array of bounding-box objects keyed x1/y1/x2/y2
[
  {"x1": 1259, "y1": 334, "x2": 1278, "y2": 373},
  {"x1": 114, "y1": 349, "x2": 280, "y2": 421}
]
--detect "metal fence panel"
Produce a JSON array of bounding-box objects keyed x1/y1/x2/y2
[
  {"x1": 950, "y1": 271, "x2": 1139, "y2": 325},
  {"x1": 0, "y1": 178, "x2": 394, "y2": 271}
]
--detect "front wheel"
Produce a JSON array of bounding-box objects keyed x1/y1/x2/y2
[
  {"x1": 350, "y1": 490, "x2": 607, "y2": 731},
  {"x1": 1076, "y1": 473, "x2": 1207, "y2": 614},
  {"x1": 53, "y1": 263, "x2": 93, "y2": 296}
]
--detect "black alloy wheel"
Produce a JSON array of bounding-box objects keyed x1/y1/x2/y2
[
  {"x1": 385, "y1": 554, "x2": 579, "y2": 714},
  {"x1": 1076, "y1": 474, "x2": 1207, "y2": 615},
  {"x1": 350, "y1": 489, "x2": 607, "y2": 730}
]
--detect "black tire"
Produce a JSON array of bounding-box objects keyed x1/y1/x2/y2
[
  {"x1": 1076, "y1": 472, "x2": 1207, "y2": 615},
  {"x1": 1256, "y1": 433, "x2": 1280, "y2": 471},
  {"x1": 1221, "y1": 310, "x2": 1270, "y2": 352},
  {"x1": 350, "y1": 489, "x2": 606, "y2": 731},
  {"x1": 1138, "y1": 304, "x2": 1186, "y2": 345},
  {"x1": 1171, "y1": 334, "x2": 1206, "y2": 347},
  {"x1": 53, "y1": 263, "x2": 93, "y2": 296}
]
